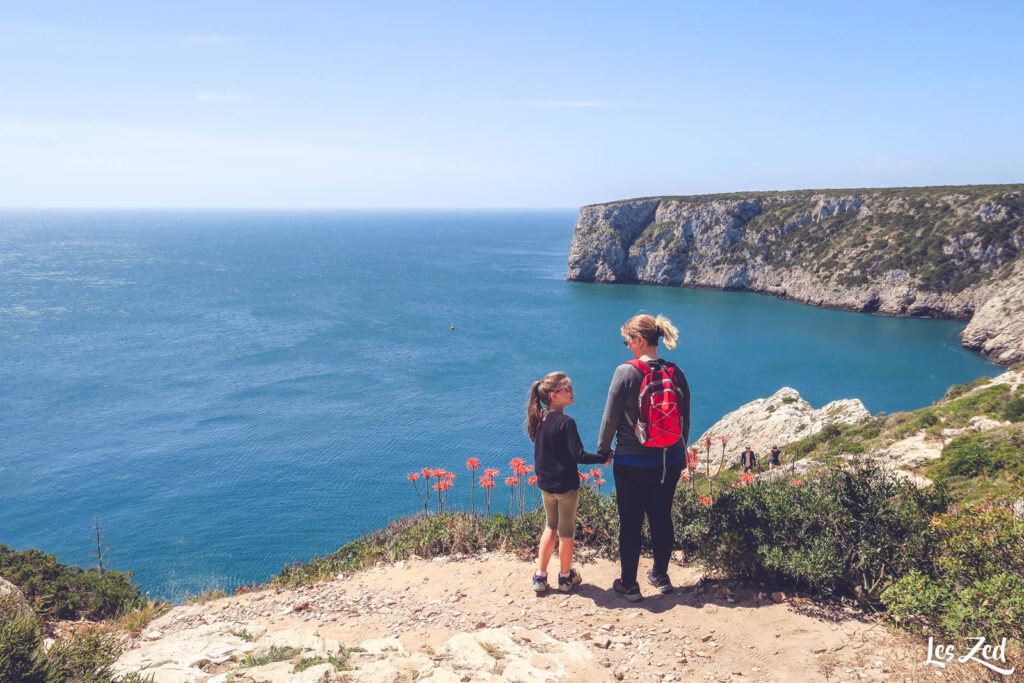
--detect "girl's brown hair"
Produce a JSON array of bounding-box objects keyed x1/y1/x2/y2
[
  {"x1": 621, "y1": 313, "x2": 679, "y2": 350},
  {"x1": 525, "y1": 371, "x2": 570, "y2": 442}
]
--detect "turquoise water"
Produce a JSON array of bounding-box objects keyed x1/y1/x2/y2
[{"x1": 0, "y1": 210, "x2": 996, "y2": 598}]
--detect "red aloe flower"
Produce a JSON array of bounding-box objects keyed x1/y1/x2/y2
[
  {"x1": 527, "y1": 475, "x2": 537, "y2": 485},
  {"x1": 408, "y1": 472, "x2": 427, "y2": 512},
  {"x1": 698, "y1": 496, "x2": 712, "y2": 506},
  {"x1": 480, "y1": 476, "x2": 495, "y2": 516},
  {"x1": 740, "y1": 472, "x2": 755, "y2": 485},
  {"x1": 505, "y1": 476, "x2": 520, "y2": 517},
  {"x1": 579, "y1": 471, "x2": 590, "y2": 481},
  {"x1": 485, "y1": 468, "x2": 500, "y2": 478},
  {"x1": 789, "y1": 478, "x2": 805, "y2": 487},
  {"x1": 467, "y1": 459, "x2": 480, "y2": 515}
]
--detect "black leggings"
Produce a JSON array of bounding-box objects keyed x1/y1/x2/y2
[{"x1": 614, "y1": 461, "x2": 683, "y2": 586}]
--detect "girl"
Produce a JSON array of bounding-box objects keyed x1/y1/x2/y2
[{"x1": 526, "y1": 372, "x2": 606, "y2": 593}]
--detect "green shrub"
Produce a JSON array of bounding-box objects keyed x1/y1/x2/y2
[
  {"x1": 0, "y1": 598, "x2": 45, "y2": 683},
  {"x1": 1003, "y1": 396, "x2": 1024, "y2": 422},
  {"x1": 931, "y1": 425, "x2": 1024, "y2": 480},
  {"x1": 40, "y1": 626, "x2": 122, "y2": 682},
  {"x1": 828, "y1": 441, "x2": 865, "y2": 456},
  {"x1": 938, "y1": 384, "x2": 1013, "y2": 425},
  {"x1": 0, "y1": 598, "x2": 145, "y2": 683},
  {"x1": 690, "y1": 461, "x2": 949, "y2": 607},
  {"x1": 942, "y1": 377, "x2": 993, "y2": 402},
  {"x1": 0, "y1": 546, "x2": 145, "y2": 621},
  {"x1": 239, "y1": 646, "x2": 301, "y2": 668},
  {"x1": 882, "y1": 505, "x2": 1024, "y2": 641}
]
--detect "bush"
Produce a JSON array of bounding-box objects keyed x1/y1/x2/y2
[
  {"x1": 0, "y1": 546, "x2": 145, "y2": 621},
  {"x1": 938, "y1": 384, "x2": 1013, "y2": 425},
  {"x1": 690, "y1": 461, "x2": 949, "y2": 607},
  {"x1": 0, "y1": 597, "x2": 148, "y2": 683},
  {"x1": 0, "y1": 597, "x2": 45, "y2": 683},
  {"x1": 882, "y1": 504, "x2": 1024, "y2": 641},
  {"x1": 931, "y1": 425, "x2": 1024, "y2": 480},
  {"x1": 1003, "y1": 396, "x2": 1024, "y2": 422}
]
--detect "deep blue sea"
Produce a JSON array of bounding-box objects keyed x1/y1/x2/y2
[{"x1": 0, "y1": 210, "x2": 997, "y2": 599}]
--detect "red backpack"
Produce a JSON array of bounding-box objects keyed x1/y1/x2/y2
[{"x1": 624, "y1": 359, "x2": 684, "y2": 448}]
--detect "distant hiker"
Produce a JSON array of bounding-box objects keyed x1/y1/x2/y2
[
  {"x1": 769, "y1": 445, "x2": 782, "y2": 470},
  {"x1": 597, "y1": 314, "x2": 690, "y2": 601},
  {"x1": 741, "y1": 445, "x2": 757, "y2": 473},
  {"x1": 526, "y1": 372, "x2": 606, "y2": 594}
]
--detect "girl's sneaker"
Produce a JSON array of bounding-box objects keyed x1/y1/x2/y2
[
  {"x1": 532, "y1": 572, "x2": 549, "y2": 593},
  {"x1": 612, "y1": 578, "x2": 643, "y2": 602},
  {"x1": 558, "y1": 568, "x2": 582, "y2": 592}
]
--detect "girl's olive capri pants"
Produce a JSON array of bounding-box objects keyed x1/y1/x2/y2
[{"x1": 541, "y1": 489, "x2": 579, "y2": 538}]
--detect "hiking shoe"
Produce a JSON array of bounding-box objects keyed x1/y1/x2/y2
[
  {"x1": 558, "y1": 568, "x2": 582, "y2": 592},
  {"x1": 646, "y1": 569, "x2": 674, "y2": 594},
  {"x1": 612, "y1": 578, "x2": 643, "y2": 602},
  {"x1": 532, "y1": 572, "x2": 549, "y2": 593}
]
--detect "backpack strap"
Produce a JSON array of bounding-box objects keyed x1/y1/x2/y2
[
  {"x1": 625, "y1": 359, "x2": 650, "y2": 375},
  {"x1": 622, "y1": 360, "x2": 648, "y2": 429}
]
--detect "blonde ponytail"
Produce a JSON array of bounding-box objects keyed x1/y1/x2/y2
[
  {"x1": 621, "y1": 313, "x2": 679, "y2": 349},
  {"x1": 655, "y1": 314, "x2": 678, "y2": 350}
]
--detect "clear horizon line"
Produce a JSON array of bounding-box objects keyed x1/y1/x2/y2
[{"x1": 0, "y1": 205, "x2": 583, "y2": 212}]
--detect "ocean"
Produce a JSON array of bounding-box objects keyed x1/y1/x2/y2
[{"x1": 0, "y1": 210, "x2": 996, "y2": 599}]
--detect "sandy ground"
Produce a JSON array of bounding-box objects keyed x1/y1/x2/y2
[{"x1": 117, "y1": 550, "x2": 960, "y2": 682}]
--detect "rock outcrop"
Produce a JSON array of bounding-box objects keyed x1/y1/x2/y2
[
  {"x1": 568, "y1": 186, "x2": 1024, "y2": 365},
  {"x1": 0, "y1": 576, "x2": 33, "y2": 617},
  {"x1": 695, "y1": 387, "x2": 870, "y2": 466},
  {"x1": 961, "y1": 257, "x2": 1024, "y2": 364}
]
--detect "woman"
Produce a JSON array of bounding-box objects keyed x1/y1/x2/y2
[{"x1": 596, "y1": 313, "x2": 691, "y2": 601}]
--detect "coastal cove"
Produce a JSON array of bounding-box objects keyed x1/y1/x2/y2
[{"x1": 0, "y1": 210, "x2": 997, "y2": 599}]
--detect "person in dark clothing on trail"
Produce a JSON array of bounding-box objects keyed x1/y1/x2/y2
[
  {"x1": 597, "y1": 313, "x2": 690, "y2": 602},
  {"x1": 741, "y1": 445, "x2": 757, "y2": 473},
  {"x1": 769, "y1": 445, "x2": 782, "y2": 470},
  {"x1": 526, "y1": 371, "x2": 607, "y2": 594}
]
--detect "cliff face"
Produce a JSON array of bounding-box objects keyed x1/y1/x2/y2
[{"x1": 567, "y1": 185, "x2": 1024, "y2": 364}]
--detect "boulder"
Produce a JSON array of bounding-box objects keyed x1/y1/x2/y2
[
  {"x1": 695, "y1": 387, "x2": 870, "y2": 465},
  {"x1": 0, "y1": 577, "x2": 33, "y2": 617}
]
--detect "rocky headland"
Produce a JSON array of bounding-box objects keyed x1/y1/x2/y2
[{"x1": 567, "y1": 185, "x2": 1024, "y2": 365}]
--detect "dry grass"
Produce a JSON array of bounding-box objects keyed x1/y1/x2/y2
[{"x1": 118, "y1": 599, "x2": 172, "y2": 634}]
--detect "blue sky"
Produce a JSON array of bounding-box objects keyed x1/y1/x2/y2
[{"x1": 1, "y1": 1, "x2": 1021, "y2": 208}]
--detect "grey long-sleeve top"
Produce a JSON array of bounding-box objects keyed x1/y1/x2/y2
[{"x1": 596, "y1": 361, "x2": 691, "y2": 463}]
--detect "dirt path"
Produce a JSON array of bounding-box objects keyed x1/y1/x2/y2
[{"x1": 115, "y1": 552, "x2": 929, "y2": 682}]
